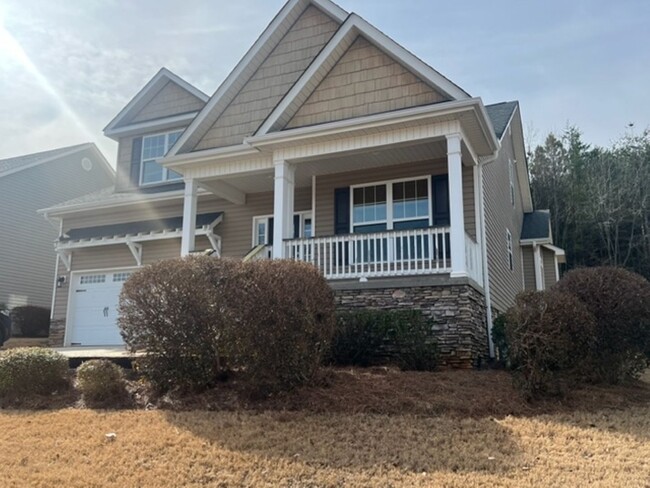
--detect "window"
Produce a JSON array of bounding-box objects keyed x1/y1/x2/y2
[
  {"x1": 112, "y1": 272, "x2": 132, "y2": 283},
  {"x1": 80, "y1": 274, "x2": 106, "y2": 285},
  {"x1": 508, "y1": 159, "x2": 516, "y2": 206},
  {"x1": 506, "y1": 229, "x2": 514, "y2": 271},
  {"x1": 352, "y1": 177, "x2": 430, "y2": 233},
  {"x1": 140, "y1": 130, "x2": 183, "y2": 185},
  {"x1": 252, "y1": 212, "x2": 312, "y2": 246}
]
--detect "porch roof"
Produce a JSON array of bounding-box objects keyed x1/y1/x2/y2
[{"x1": 521, "y1": 210, "x2": 551, "y2": 241}]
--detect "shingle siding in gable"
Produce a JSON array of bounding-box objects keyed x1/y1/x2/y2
[
  {"x1": 130, "y1": 81, "x2": 205, "y2": 123},
  {"x1": 193, "y1": 6, "x2": 340, "y2": 151},
  {"x1": 0, "y1": 147, "x2": 113, "y2": 309},
  {"x1": 483, "y1": 132, "x2": 526, "y2": 313},
  {"x1": 286, "y1": 36, "x2": 448, "y2": 129}
]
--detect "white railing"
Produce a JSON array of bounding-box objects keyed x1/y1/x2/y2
[
  {"x1": 285, "y1": 226, "x2": 452, "y2": 280},
  {"x1": 465, "y1": 233, "x2": 483, "y2": 285}
]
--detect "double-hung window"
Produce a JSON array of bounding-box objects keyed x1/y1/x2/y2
[
  {"x1": 141, "y1": 131, "x2": 183, "y2": 185},
  {"x1": 506, "y1": 228, "x2": 514, "y2": 271},
  {"x1": 508, "y1": 159, "x2": 516, "y2": 206}
]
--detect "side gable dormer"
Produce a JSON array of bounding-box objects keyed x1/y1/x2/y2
[{"x1": 104, "y1": 68, "x2": 209, "y2": 140}]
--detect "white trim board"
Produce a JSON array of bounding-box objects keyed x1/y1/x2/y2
[
  {"x1": 257, "y1": 13, "x2": 470, "y2": 135},
  {"x1": 103, "y1": 68, "x2": 209, "y2": 138},
  {"x1": 166, "y1": 0, "x2": 348, "y2": 158}
]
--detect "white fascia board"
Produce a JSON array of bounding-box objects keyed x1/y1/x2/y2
[
  {"x1": 248, "y1": 98, "x2": 488, "y2": 148},
  {"x1": 507, "y1": 104, "x2": 534, "y2": 213},
  {"x1": 257, "y1": 13, "x2": 470, "y2": 135},
  {"x1": 166, "y1": 0, "x2": 348, "y2": 158},
  {"x1": 520, "y1": 237, "x2": 552, "y2": 246},
  {"x1": 104, "y1": 112, "x2": 199, "y2": 140},
  {"x1": 103, "y1": 68, "x2": 208, "y2": 135},
  {"x1": 162, "y1": 144, "x2": 260, "y2": 167},
  {"x1": 0, "y1": 143, "x2": 98, "y2": 180},
  {"x1": 542, "y1": 243, "x2": 565, "y2": 256}
]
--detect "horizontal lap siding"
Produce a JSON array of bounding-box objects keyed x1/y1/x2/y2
[
  {"x1": 287, "y1": 36, "x2": 448, "y2": 129},
  {"x1": 483, "y1": 133, "x2": 525, "y2": 313},
  {"x1": 0, "y1": 147, "x2": 112, "y2": 309},
  {"x1": 194, "y1": 6, "x2": 340, "y2": 150},
  {"x1": 522, "y1": 247, "x2": 536, "y2": 290},
  {"x1": 542, "y1": 248, "x2": 557, "y2": 287},
  {"x1": 130, "y1": 82, "x2": 205, "y2": 123}
]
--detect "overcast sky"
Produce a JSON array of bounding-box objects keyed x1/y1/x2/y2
[{"x1": 1, "y1": 0, "x2": 648, "y2": 164}]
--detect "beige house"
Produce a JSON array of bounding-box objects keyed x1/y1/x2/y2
[
  {"x1": 40, "y1": 0, "x2": 563, "y2": 365},
  {"x1": 0, "y1": 143, "x2": 113, "y2": 310}
]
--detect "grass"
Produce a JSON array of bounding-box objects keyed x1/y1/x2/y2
[{"x1": 0, "y1": 368, "x2": 649, "y2": 487}]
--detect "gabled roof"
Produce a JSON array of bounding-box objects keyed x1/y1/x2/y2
[
  {"x1": 485, "y1": 101, "x2": 518, "y2": 140},
  {"x1": 103, "y1": 68, "x2": 209, "y2": 138},
  {"x1": 521, "y1": 210, "x2": 551, "y2": 241},
  {"x1": 0, "y1": 143, "x2": 113, "y2": 179},
  {"x1": 257, "y1": 13, "x2": 470, "y2": 134},
  {"x1": 168, "y1": 0, "x2": 348, "y2": 157}
]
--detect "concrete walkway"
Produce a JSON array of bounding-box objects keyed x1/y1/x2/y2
[{"x1": 53, "y1": 346, "x2": 142, "y2": 359}]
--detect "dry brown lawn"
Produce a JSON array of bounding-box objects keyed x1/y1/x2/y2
[{"x1": 0, "y1": 369, "x2": 649, "y2": 487}]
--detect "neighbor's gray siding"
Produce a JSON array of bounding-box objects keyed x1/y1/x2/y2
[
  {"x1": 542, "y1": 247, "x2": 557, "y2": 287},
  {"x1": 0, "y1": 147, "x2": 113, "y2": 309},
  {"x1": 483, "y1": 130, "x2": 526, "y2": 312},
  {"x1": 194, "y1": 6, "x2": 340, "y2": 150},
  {"x1": 522, "y1": 246, "x2": 536, "y2": 290},
  {"x1": 287, "y1": 36, "x2": 447, "y2": 129}
]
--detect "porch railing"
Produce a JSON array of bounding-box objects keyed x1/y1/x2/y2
[
  {"x1": 465, "y1": 233, "x2": 483, "y2": 285},
  {"x1": 285, "y1": 226, "x2": 452, "y2": 280}
]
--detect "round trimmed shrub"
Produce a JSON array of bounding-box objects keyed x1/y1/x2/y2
[
  {"x1": 10, "y1": 306, "x2": 50, "y2": 337},
  {"x1": 505, "y1": 290, "x2": 596, "y2": 398},
  {"x1": 0, "y1": 347, "x2": 69, "y2": 397},
  {"x1": 77, "y1": 359, "x2": 127, "y2": 407},
  {"x1": 119, "y1": 256, "x2": 239, "y2": 393},
  {"x1": 555, "y1": 266, "x2": 650, "y2": 382},
  {"x1": 224, "y1": 259, "x2": 336, "y2": 396}
]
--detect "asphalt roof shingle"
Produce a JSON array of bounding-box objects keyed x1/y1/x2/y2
[
  {"x1": 485, "y1": 101, "x2": 518, "y2": 139},
  {"x1": 521, "y1": 210, "x2": 551, "y2": 240},
  {"x1": 0, "y1": 143, "x2": 92, "y2": 177}
]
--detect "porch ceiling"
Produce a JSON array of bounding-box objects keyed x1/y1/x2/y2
[{"x1": 200, "y1": 138, "x2": 473, "y2": 194}]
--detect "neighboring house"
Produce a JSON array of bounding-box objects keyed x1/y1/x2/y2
[
  {"x1": 0, "y1": 143, "x2": 114, "y2": 311},
  {"x1": 40, "y1": 0, "x2": 563, "y2": 366}
]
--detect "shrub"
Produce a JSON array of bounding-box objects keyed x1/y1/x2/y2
[
  {"x1": 10, "y1": 306, "x2": 50, "y2": 337},
  {"x1": 76, "y1": 360, "x2": 128, "y2": 407},
  {"x1": 119, "y1": 256, "x2": 239, "y2": 393},
  {"x1": 330, "y1": 309, "x2": 437, "y2": 371},
  {"x1": 0, "y1": 347, "x2": 69, "y2": 397},
  {"x1": 555, "y1": 266, "x2": 650, "y2": 383},
  {"x1": 491, "y1": 314, "x2": 510, "y2": 366},
  {"x1": 505, "y1": 291, "x2": 596, "y2": 399},
  {"x1": 224, "y1": 260, "x2": 336, "y2": 396}
]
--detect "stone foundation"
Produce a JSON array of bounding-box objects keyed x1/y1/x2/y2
[
  {"x1": 334, "y1": 282, "x2": 488, "y2": 368},
  {"x1": 48, "y1": 319, "x2": 65, "y2": 347}
]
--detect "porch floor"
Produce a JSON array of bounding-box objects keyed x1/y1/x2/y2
[{"x1": 53, "y1": 346, "x2": 140, "y2": 359}]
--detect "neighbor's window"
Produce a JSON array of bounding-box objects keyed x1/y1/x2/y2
[
  {"x1": 506, "y1": 228, "x2": 514, "y2": 271},
  {"x1": 140, "y1": 130, "x2": 183, "y2": 185}
]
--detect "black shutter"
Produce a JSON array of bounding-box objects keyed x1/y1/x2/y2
[
  {"x1": 268, "y1": 217, "x2": 274, "y2": 245},
  {"x1": 334, "y1": 187, "x2": 350, "y2": 235},
  {"x1": 293, "y1": 214, "x2": 300, "y2": 238},
  {"x1": 431, "y1": 175, "x2": 450, "y2": 226},
  {"x1": 130, "y1": 137, "x2": 143, "y2": 187}
]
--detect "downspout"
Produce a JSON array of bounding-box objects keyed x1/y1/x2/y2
[{"x1": 478, "y1": 156, "x2": 496, "y2": 358}]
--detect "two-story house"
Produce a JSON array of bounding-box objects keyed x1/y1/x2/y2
[{"x1": 40, "y1": 0, "x2": 564, "y2": 366}]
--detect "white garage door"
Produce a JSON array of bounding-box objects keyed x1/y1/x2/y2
[{"x1": 68, "y1": 270, "x2": 135, "y2": 346}]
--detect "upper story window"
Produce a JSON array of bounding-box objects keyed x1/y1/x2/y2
[
  {"x1": 508, "y1": 159, "x2": 516, "y2": 206},
  {"x1": 352, "y1": 177, "x2": 430, "y2": 233},
  {"x1": 141, "y1": 131, "x2": 183, "y2": 185}
]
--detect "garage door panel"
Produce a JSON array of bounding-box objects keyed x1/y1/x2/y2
[{"x1": 68, "y1": 270, "x2": 134, "y2": 346}]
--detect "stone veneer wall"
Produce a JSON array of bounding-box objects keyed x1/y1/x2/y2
[
  {"x1": 49, "y1": 319, "x2": 65, "y2": 347},
  {"x1": 334, "y1": 284, "x2": 488, "y2": 368}
]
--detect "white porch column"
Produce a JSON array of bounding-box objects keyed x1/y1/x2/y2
[
  {"x1": 272, "y1": 160, "x2": 295, "y2": 259},
  {"x1": 447, "y1": 133, "x2": 467, "y2": 278},
  {"x1": 181, "y1": 178, "x2": 198, "y2": 256}
]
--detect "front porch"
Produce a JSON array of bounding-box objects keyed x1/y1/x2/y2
[{"x1": 167, "y1": 104, "x2": 497, "y2": 286}]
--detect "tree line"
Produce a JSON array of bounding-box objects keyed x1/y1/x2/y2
[{"x1": 529, "y1": 127, "x2": 650, "y2": 279}]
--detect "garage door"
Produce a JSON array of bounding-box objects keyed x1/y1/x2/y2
[{"x1": 68, "y1": 270, "x2": 135, "y2": 346}]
